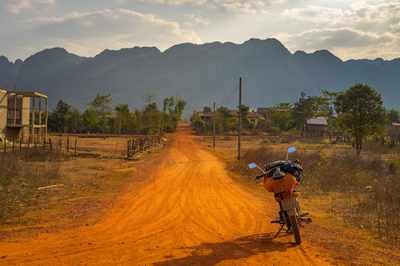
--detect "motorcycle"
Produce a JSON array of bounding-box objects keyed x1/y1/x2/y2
[{"x1": 248, "y1": 147, "x2": 312, "y2": 245}]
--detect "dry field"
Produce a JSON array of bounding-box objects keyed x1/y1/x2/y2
[
  {"x1": 1, "y1": 128, "x2": 400, "y2": 265},
  {"x1": 48, "y1": 134, "x2": 138, "y2": 158},
  {"x1": 199, "y1": 134, "x2": 400, "y2": 265},
  {"x1": 0, "y1": 135, "x2": 165, "y2": 240}
]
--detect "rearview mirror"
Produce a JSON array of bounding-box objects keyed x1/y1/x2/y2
[
  {"x1": 248, "y1": 163, "x2": 257, "y2": 169},
  {"x1": 288, "y1": 147, "x2": 297, "y2": 154}
]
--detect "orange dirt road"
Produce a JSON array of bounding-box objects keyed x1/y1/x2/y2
[{"x1": 0, "y1": 126, "x2": 331, "y2": 265}]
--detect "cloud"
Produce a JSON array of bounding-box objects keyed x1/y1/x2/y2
[
  {"x1": 280, "y1": 28, "x2": 400, "y2": 59},
  {"x1": 291, "y1": 28, "x2": 390, "y2": 49},
  {"x1": 282, "y1": 1, "x2": 400, "y2": 33},
  {"x1": 19, "y1": 8, "x2": 201, "y2": 57},
  {"x1": 183, "y1": 14, "x2": 209, "y2": 27},
  {"x1": 6, "y1": 0, "x2": 55, "y2": 14},
  {"x1": 278, "y1": 1, "x2": 400, "y2": 59},
  {"x1": 137, "y1": 0, "x2": 273, "y2": 14}
]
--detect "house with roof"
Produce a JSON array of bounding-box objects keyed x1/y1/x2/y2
[
  {"x1": 0, "y1": 88, "x2": 48, "y2": 143},
  {"x1": 389, "y1": 122, "x2": 400, "y2": 145},
  {"x1": 305, "y1": 117, "x2": 328, "y2": 137}
]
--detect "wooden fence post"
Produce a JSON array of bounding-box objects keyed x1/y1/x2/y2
[
  {"x1": 67, "y1": 136, "x2": 70, "y2": 153},
  {"x1": 127, "y1": 139, "x2": 131, "y2": 159},
  {"x1": 3, "y1": 138, "x2": 6, "y2": 153},
  {"x1": 49, "y1": 138, "x2": 52, "y2": 152},
  {"x1": 74, "y1": 137, "x2": 77, "y2": 157},
  {"x1": 12, "y1": 137, "x2": 15, "y2": 153},
  {"x1": 132, "y1": 139, "x2": 136, "y2": 155}
]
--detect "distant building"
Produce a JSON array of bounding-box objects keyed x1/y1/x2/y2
[
  {"x1": 197, "y1": 110, "x2": 262, "y2": 125},
  {"x1": 0, "y1": 88, "x2": 48, "y2": 143},
  {"x1": 305, "y1": 117, "x2": 328, "y2": 137},
  {"x1": 389, "y1": 122, "x2": 400, "y2": 144},
  {"x1": 197, "y1": 112, "x2": 214, "y2": 124},
  {"x1": 247, "y1": 112, "x2": 264, "y2": 125}
]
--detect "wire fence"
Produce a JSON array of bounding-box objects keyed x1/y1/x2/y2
[{"x1": 1, "y1": 134, "x2": 162, "y2": 159}]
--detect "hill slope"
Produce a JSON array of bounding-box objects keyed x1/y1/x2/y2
[{"x1": 0, "y1": 38, "x2": 399, "y2": 110}]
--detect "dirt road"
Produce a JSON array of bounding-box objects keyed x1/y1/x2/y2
[{"x1": 0, "y1": 126, "x2": 331, "y2": 265}]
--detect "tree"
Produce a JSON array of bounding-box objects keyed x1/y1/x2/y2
[
  {"x1": 163, "y1": 97, "x2": 175, "y2": 113},
  {"x1": 203, "y1": 106, "x2": 212, "y2": 113},
  {"x1": 174, "y1": 98, "x2": 186, "y2": 121},
  {"x1": 269, "y1": 103, "x2": 295, "y2": 132},
  {"x1": 114, "y1": 104, "x2": 131, "y2": 134},
  {"x1": 239, "y1": 104, "x2": 250, "y2": 129},
  {"x1": 142, "y1": 102, "x2": 162, "y2": 135},
  {"x1": 48, "y1": 100, "x2": 72, "y2": 133},
  {"x1": 88, "y1": 94, "x2": 112, "y2": 133},
  {"x1": 334, "y1": 84, "x2": 386, "y2": 155},
  {"x1": 162, "y1": 97, "x2": 186, "y2": 132},
  {"x1": 387, "y1": 109, "x2": 400, "y2": 124},
  {"x1": 215, "y1": 106, "x2": 236, "y2": 134},
  {"x1": 190, "y1": 112, "x2": 205, "y2": 133},
  {"x1": 293, "y1": 92, "x2": 330, "y2": 132},
  {"x1": 48, "y1": 100, "x2": 83, "y2": 133},
  {"x1": 67, "y1": 108, "x2": 82, "y2": 133},
  {"x1": 129, "y1": 110, "x2": 142, "y2": 133},
  {"x1": 82, "y1": 108, "x2": 100, "y2": 133}
]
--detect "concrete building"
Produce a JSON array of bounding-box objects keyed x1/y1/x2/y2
[
  {"x1": 0, "y1": 89, "x2": 7, "y2": 142},
  {"x1": 0, "y1": 88, "x2": 48, "y2": 143}
]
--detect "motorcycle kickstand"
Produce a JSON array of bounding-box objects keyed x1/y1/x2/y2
[{"x1": 273, "y1": 224, "x2": 285, "y2": 239}]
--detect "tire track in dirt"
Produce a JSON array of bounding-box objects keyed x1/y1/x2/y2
[{"x1": 0, "y1": 125, "x2": 331, "y2": 265}]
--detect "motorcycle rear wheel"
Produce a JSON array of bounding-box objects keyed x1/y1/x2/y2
[{"x1": 289, "y1": 215, "x2": 301, "y2": 245}]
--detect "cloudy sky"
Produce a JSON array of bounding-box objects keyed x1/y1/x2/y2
[{"x1": 1, "y1": 0, "x2": 399, "y2": 61}]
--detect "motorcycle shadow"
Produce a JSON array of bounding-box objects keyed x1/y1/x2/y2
[{"x1": 154, "y1": 232, "x2": 296, "y2": 266}]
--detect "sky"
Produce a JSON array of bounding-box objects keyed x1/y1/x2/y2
[{"x1": 1, "y1": 0, "x2": 399, "y2": 61}]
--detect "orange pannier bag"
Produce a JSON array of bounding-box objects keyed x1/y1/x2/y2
[{"x1": 263, "y1": 174, "x2": 298, "y2": 193}]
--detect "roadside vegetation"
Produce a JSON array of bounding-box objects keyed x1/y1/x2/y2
[
  {"x1": 195, "y1": 83, "x2": 400, "y2": 247},
  {"x1": 192, "y1": 84, "x2": 398, "y2": 155},
  {"x1": 1, "y1": 94, "x2": 185, "y2": 234},
  {"x1": 48, "y1": 94, "x2": 186, "y2": 135}
]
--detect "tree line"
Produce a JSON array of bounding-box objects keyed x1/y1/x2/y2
[
  {"x1": 191, "y1": 84, "x2": 399, "y2": 155},
  {"x1": 48, "y1": 94, "x2": 186, "y2": 135}
]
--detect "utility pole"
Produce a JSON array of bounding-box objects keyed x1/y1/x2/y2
[
  {"x1": 213, "y1": 102, "x2": 216, "y2": 150},
  {"x1": 238, "y1": 77, "x2": 242, "y2": 161}
]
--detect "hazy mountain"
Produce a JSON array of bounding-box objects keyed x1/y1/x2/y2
[{"x1": 0, "y1": 38, "x2": 399, "y2": 111}]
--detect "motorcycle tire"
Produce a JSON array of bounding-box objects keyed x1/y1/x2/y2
[{"x1": 289, "y1": 215, "x2": 301, "y2": 245}]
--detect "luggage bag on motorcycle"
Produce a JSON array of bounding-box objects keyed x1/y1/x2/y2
[{"x1": 263, "y1": 174, "x2": 298, "y2": 193}]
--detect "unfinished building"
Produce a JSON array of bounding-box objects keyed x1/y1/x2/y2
[{"x1": 0, "y1": 88, "x2": 48, "y2": 143}]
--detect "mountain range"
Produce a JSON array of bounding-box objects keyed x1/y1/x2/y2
[{"x1": 1, "y1": 38, "x2": 399, "y2": 111}]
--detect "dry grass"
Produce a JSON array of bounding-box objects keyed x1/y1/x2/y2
[
  {"x1": 0, "y1": 150, "x2": 62, "y2": 221},
  {"x1": 198, "y1": 134, "x2": 400, "y2": 246},
  {"x1": 0, "y1": 136, "x2": 166, "y2": 238},
  {"x1": 234, "y1": 143, "x2": 400, "y2": 246}
]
